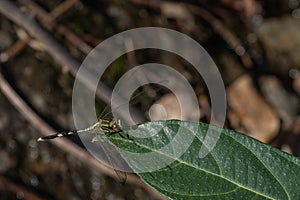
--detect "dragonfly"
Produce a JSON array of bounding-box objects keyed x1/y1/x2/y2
[
  {"x1": 37, "y1": 118, "x2": 121, "y2": 141},
  {"x1": 37, "y1": 81, "x2": 165, "y2": 182},
  {"x1": 37, "y1": 118, "x2": 128, "y2": 183}
]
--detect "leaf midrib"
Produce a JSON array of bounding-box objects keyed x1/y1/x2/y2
[{"x1": 110, "y1": 134, "x2": 276, "y2": 199}]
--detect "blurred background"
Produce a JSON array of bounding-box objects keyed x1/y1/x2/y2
[{"x1": 0, "y1": 0, "x2": 300, "y2": 199}]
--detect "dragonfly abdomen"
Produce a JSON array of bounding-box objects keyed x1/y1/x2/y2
[{"x1": 37, "y1": 130, "x2": 78, "y2": 141}]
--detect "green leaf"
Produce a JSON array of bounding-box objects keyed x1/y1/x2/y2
[{"x1": 94, "y1": 120, "x2": 300, "y2": 200}]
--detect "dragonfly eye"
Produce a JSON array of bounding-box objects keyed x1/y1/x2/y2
[
  {"x1": 110, "y1": 120, "x2": 120, "y2": 131},
  {"x1": 112, "y1": 123, "x2": 118, "y2": 130}
]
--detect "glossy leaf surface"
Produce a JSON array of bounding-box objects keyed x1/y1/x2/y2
[{"x1": 95, "y1": 120, "x2": 300, "y2": 200}]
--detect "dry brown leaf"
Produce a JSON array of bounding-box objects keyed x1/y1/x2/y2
[
  {"x1": 148, "y1": 93, "x2": 181, "y2": 121},
  {"x1": 148, "y1": 93, "x2": 200, "y2": 121},
  {"x1": 227, "y1": 75, "x2": 279, "y2": 143}
]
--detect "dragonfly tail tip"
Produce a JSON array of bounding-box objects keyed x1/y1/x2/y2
[{"x1": 37, "y1": 137, "x2": 44, "y2": 142}]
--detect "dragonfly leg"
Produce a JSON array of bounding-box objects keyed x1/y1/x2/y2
[
  {"x1": 122, "y1": 132, "x2": 137, "y2": 145},
  {"x1": 166, "y1": 164, "x2": 173, "y2": 176}
]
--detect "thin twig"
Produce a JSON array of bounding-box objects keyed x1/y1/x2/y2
[
  {"x1": 0, "y1": 37, "x2": 30, "y2": 62},
  {"x1": 19, "y1": 0, "x2": 93, "y2": 54},
  {"x1": 0, "y1": 175, "x2": 43, "y2": 200},
  {"x1": 48, "y1": 0, "x2": 78, "y2": 21},
  {"x1": 185, "y1": 4, "x2": 253, "y2": 68},
  {"x1": 131, "y1": 0, "x2": 253, "y2": 68}
]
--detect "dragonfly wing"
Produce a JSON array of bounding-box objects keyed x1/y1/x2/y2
[
  {"x1": 83, "y1": 134, "x2": 130, "y2": 183},
  {"x1": 114, "y1": 169, "x2": 127, "y2": 184}
]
